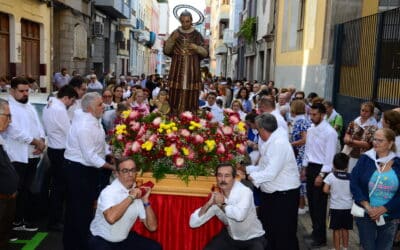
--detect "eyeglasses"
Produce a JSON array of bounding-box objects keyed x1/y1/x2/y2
[
  {"x1": 0, "y1": 113, "x2": 11, "y2": 119},
  {"x1": 373, "y1": 138, "x2": 386, "y2": 144},
  {"x1": 119, "y1": 168, "x2": 137, "y2": 174}
]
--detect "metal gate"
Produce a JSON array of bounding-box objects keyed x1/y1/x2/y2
[{"x1": 332, "y1": 7, "x2": 400, "y2": 124}]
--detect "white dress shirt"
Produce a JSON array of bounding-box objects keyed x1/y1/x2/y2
[
  {"x1": 270, "y1": 109, "x2": 288, "y2": 133},
  {"x1": 64, "y1": 110, "x2": 107, "y2": 168},
  {"x1": 248, "y1": 127, "x2": 300, "y2": 193},
  {"x1": 2, "y1": 95, "x2": 45, "y2": 162},
  {"x1": 88, "y1": 81, "x2": 103, "y2": 90},
  {"x1": 90, "y1": 179, "x2": 145, "y2": 242},
  {"x1": 67, "y1": 99, "x2": 82, "y2": 121},
  {"x1": 303, "y1": 120, "x2": 338, "y2": 173},
  {"x1": 42, "y1": 97, "x2": 70, "y2": 149},
  {"x1": 190, "y1": 181, "x2": 265, "y2": 241}
]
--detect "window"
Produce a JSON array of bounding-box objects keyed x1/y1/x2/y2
[{"x1": 297, "y1": 0, "x2": 306, "y2": 49}]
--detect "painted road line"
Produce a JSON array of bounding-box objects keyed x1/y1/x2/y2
[{"x1": 10, "y1": 232, "x2": 48, "y2": 250}]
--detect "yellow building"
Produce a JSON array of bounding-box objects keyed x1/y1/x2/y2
[
  {"x1": 274, "y1": 0, "x2": 377, "y2": 96},
  {"x1": 0, "y1": 0, "x2": 51, "y2": 91}
]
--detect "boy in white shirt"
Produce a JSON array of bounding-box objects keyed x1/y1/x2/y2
[{"x1": 323, "y1": 153, "x2": 353, "y2": 250}]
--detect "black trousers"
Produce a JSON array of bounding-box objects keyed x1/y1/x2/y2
[
  {"x1": 13, "y1": 158, "x2": 39, "y2": 222},
  {"x1": 0, "y1": 196, "x2": 16, "y2": 248},
  {"x1": 260, "y1": 187, "x2": 300, "y2": 250},
  {"x1": 306, "y1": 163, "x2": 328, "y2": 243},
  {"x1": 204, "y1": 228, "x2": 266, "y2": 250},
  {"x1": 47, "y1": 147, "x2": 66, "y2": 226},
  {"x1": 88, "y1": 232, "x2": 162, "y2": 250},
  {"x1": 63, "y1": 160, "x2": 99, "y2": 250}
]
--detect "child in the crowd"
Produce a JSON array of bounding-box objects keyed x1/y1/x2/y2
[{"x1": 323, "y1": 153, "x2": 353, "y2": 250}]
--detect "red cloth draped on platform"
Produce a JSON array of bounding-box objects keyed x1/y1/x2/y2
[{"x1": 133, "y1": 194, "x2": 224, "y2": 250}]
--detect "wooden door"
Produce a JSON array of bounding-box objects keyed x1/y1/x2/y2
[
  {"x1": 0, "y1": 12, "x2": 9, "y2": 77},
  {"x1": 21, "y1": 19, "x2": 40, "y2": 80}
]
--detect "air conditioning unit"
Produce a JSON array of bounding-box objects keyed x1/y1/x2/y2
[{"x1": 93, "y1": 22, "x2": 104, "y2": 37}]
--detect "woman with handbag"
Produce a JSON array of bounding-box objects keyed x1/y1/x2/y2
[
  {"x1": 350, "y1": 128, "x2": 400, "y2": 250},
  {"x1": 343, "y1": 102, "x2": 378, "y2": 172}
]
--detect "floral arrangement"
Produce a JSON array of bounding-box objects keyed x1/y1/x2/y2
[{"x1": 111, "y1": 109, "x2": 248, "y2": 183}]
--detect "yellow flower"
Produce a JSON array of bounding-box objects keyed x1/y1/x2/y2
[
  {"x1": 158, "y1": 128, "x2": 163, "y2": 133},
  {"x1": 237, "y1": 121, "x2": 246, "y2": 132},
  {"x1": 164, "y1": 146, "x2": 174, "y2": 157},
  {"x1": 141, "y1": 141, "x2": 153, "y2": 151},
  {"x1": 182, "y1": 147, "x2": 189, "y2": 156},
  {"x1": 204, "y1": 139, "x2": 216, "y2": 152},
  {"x1": 121, "y1": 110, "x2": 131, "y2": 119},
  {"x1": 189, "y1": 121, "x2": 202, "y2": 131},
  {"x1": 115, "y1": 124, "x2": 127, "y2": 135}
]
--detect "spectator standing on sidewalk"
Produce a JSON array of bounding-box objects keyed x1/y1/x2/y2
[
  {"x1": 323, "y1": 153, "x2": 353, "y2": 250},
  {"x1": 323, "y1": 100, "x2": 344, "y2": 152},
  {"x1": 0, "y1": 98, "x2": 19, "y2": 248},
  {"x1": 3, "y1": 77, "x2": 46, "y2": 232},
  {"x1": 303, "y1": 103, "x2": 338, "y2": 248}
]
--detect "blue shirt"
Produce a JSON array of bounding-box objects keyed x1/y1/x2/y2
[{"x1": 369, "y1": 169, "x2": 399, "y2": 209}]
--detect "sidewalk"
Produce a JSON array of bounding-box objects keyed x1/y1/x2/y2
[
  {"x1": 297, "y1": 212, "x2": 359, "y2": 250},
  {"x1": 298, "y1": 212, "x2": 400, "y2": 250}
]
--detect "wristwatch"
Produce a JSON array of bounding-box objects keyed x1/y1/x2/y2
[{"x1": 318, "y1": 172, "x2": 326, "y2": 178}]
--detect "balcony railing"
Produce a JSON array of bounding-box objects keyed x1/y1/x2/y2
[{"x1": 94, "y1": 0, "x2": 130, "y2": 19}]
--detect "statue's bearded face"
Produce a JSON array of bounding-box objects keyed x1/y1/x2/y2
[{"x1": 180, "y1": 16, "x2": 192, "y2": 30}]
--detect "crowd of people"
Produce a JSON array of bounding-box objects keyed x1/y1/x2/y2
[{"x1": 0, "y1": 70, "x2": 400, "y2": 250}]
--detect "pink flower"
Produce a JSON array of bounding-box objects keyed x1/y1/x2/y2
[
  {"x1": 131, "y1": 141, "x2": 141, "y2": 152},
  {"x1": 187, "y1": 149, "x2": 195, "y2": 160},
  {"x1": 236, "y1": 143, "x2": 246, "y2": 154},
  {"x1": 224, "y1": 108, "x2": 234, "y2": 115},
  {"x1": 216, "y1": 143, "x2": 226, "y2": 154},
  {"x1": 129, "y1": 110, "x2": 140, "y2": 120},
  {"x1": 152, "y1": 117, "x2": 162, "y2": 127},
  {"x1": 222, "y1": 126, "x2": 233, "y2": 135},
  {"x1": 129, "y1": 121, "x2": 140, "y2": 131},
  {"x1": 166, "y1": 133, "x2": 177, "y2": 142},
  {"x1": 117, "y1": 134, "x2": 124, "y2": 141},
  {"x1": 180, "y1": 129, "x2": 191, "y2": 137},
  {"x1": 180, "y1": 111, "x2": 193, "y2": 120},
  {"x1": 149, "y1": 134, "x2": 158, "y2": 142},
  {"x1": 199, "y1": 119, "x2": 207, "y2": 127},
  {"x1": 174, "y1": 156, "x2": 185, "y2": 168},
  {"x1": 194, "y1": 134, "x2": 204, "y2": 144},
  {"x1": 229, "y1": 115, "x2": 240, "y2": 125},
  {"x1": 137, "y1": 126, "x2": 146, "y2": 138}
]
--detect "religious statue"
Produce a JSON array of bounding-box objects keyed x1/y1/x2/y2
[{"x1": 164, "y1": 10, "x2": 208, "y2": 114}]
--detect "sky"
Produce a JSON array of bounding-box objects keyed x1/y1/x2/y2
[{"x1": 168, "y1": 0, "x2": 206, "y2": 33}]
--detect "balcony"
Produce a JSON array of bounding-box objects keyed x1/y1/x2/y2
[
  {"x1": 215, "y1": 39, "x2": 228, "y2": 55},
  {"x1": 119, "y1": 16, "x2": 136, "y2": 28},
  {"x1": 94, "y1": 0, "x2": 130, "y2": 19},
  {"x1": 217, "y1": 4, "x2": 230, "y2": 22},
  {"x1": 223, "y1": 29, "x2": 234, "y2": 46}
]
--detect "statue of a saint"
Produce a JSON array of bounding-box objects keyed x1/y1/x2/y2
[{"x1": 164, "y1": 10, "x2": 208, "y2": 114}]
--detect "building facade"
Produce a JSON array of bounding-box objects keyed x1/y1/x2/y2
[{"x1": 0, "y1": 0, "x2": 52, "y2": 90}]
